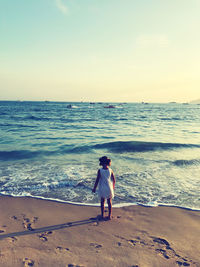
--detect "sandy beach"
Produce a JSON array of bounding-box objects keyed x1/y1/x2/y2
[{"x1": 0, "y1": 196, "x2": 199, "y2": 267}]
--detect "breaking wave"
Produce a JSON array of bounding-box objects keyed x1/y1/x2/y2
[{"x1": 1, "y1": 141, "x2": 199, "y2": 161}]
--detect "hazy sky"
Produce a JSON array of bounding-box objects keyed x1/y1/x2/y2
[{"x1": 0, "y1": 0, "x2": 200, "y2": 102}]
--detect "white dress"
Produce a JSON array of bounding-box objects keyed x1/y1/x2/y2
[{"x1": 98, "y1": 168, "x2": 114, "y2": 199}]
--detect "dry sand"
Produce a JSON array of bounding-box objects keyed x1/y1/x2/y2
[{"x1": 0, "y1": 196, "x2": 199, "y2": 267}]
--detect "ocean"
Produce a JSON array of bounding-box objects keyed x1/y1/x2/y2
[{"x1": 0, "y1": 101, "x2": 200, "y2": 210}]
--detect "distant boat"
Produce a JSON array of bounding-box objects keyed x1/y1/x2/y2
[
  {"x1": 66, "y1": 104, "x2": 79, "y2": 109},
  {"x1": 66, "y1": 104, "x2": 73, "y2": 108},
  {"x1": 104, "y1": 105, "x2": 115, "y2": 108}
]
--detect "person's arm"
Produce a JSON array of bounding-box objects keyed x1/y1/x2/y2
[
  {"x1": 92, "y1": 169, "x2": 100, "y2": 193},
  {"x1": 111, "y1": 171, "x2": 116, "y2": 189}
]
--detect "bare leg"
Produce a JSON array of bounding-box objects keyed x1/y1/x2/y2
[
  {"x1": 107, "y1": 198, "x2": 112, "y2": 219},
  {"x1": 101, "y1": 198, "x2": 105, "y2": 218}
]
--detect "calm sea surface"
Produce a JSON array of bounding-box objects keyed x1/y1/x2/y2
[{"x1": 0, "y1": 101, "x2": 200, "y2": 210}]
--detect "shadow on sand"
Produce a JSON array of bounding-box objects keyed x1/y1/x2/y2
[{"x1": 0, "y1": 216, "x2": 101, "y2": 240}]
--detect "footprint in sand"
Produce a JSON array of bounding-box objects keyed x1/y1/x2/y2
[
  {"x1": 90, "y1": 243, "x2": 102, "y2": 254},
  {"x1": 22, "y1": 216, "x2": 38, "y2": 231},
  {"x1": 56, "y1": 246, "x2": 70, "y2": 253},
  {"x1": 176, "y1": 261, "x2": 190, "y2": 266},
  {"x1": 128, "y1": 239, "x2": 139, "y2": 246},
  {"x1": 151, "y1": 236, "x2": 192, "y2": 266},
  {"x1": 117, "y1": 233, "x2": 193, "y2": 266},
  {"x1": 8, "y1": 237, "x2": 17, "y2": 243},
  {"x1": 38, "y1": 231, "x2": 53, "y2": 242},
  {"x1": 155, "y1": 248, "x2": 170, "y2": 259},
  {"x1": 152, "y1": 237, "x2": 179, "y2": 258},
  {"x1": 89, "y1": 243, "x2": 102, "y2": 249},
  {"x1": 128, "y1": 237, "x2": 149, "y2": 248},
  {"x1": 11, "y1": 215, "x2": 18, "y2": 220},
  {"x1": 23, "y1": 257, "x2": 34, "y2": 266},
  {"x1": 23, "y1": 223, "x2": 34, "y2": 231}
]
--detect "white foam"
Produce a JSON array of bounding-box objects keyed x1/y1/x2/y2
[{"x1": 1, "y1": 192, "x2": 200, "y2": 211}]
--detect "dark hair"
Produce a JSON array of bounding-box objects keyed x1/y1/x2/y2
[{"x1": 99, "y1": 156, "x2": 111, "y2": 166}]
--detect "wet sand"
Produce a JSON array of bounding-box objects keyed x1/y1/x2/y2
[{"x1": 0, "y1": 196, "x2": 199, "y2": 267}]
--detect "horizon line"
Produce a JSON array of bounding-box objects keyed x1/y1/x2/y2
[{"x1": 0, "y1": 99, "x2": 197, "y2": 104}]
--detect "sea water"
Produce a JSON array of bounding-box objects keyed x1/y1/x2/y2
[{"x1": 0, "y1": 101, "x2": 200, "y2": 210}]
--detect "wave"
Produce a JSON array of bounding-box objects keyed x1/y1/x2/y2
[
  {"x1": 0, "y1": 146, "x2": 90, "y2": 161},
  {"x1": 1, "y1": 141, "x2": 200, "y2": 161},
  {"x1": 160, "y1": 117, "x2": 181, "y2": 121},
  {"x1": 54, "y1": 140, "x2": 200, "y2": 154},
  {"x1": 173, "y1": 159, "x2": 200, "y2": 166},
  {"x1": 59, "y1": 144, "x2": 91, "y2": 154},
  {"x1": 2, "y1": 180, "x2": 78, "y2": 193},
  {"x1": 25, "y1": 115, "x2": 51, "y2": 121},
  {"x1": 92, "y1": 141, "x2": 200, "y2": 153},
  {"x1": 0, "y1": 150, "x2": 45, "y2": 160},
  {"x1": 35, "y1": 137, "x2": 68, "y2": 140},
  {"x1": 0, "y1": 123, "x2": 37, "y2": 128}
]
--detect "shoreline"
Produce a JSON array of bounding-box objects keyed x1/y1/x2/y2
[
  {"x1": 0, "y1": 195, "x2": 200, "y2": 266},
  {"x1": 1, "y1": 193, "x2": 200, "y2": 212}
]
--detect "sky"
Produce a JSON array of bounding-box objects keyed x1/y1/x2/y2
[{"x1": 0, "y1": 0, "x2": 200, "y2": 102}]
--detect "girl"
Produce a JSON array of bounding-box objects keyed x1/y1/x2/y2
[{"x1": 92, "y1": 156, "x2": 116, "y2": 220}]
